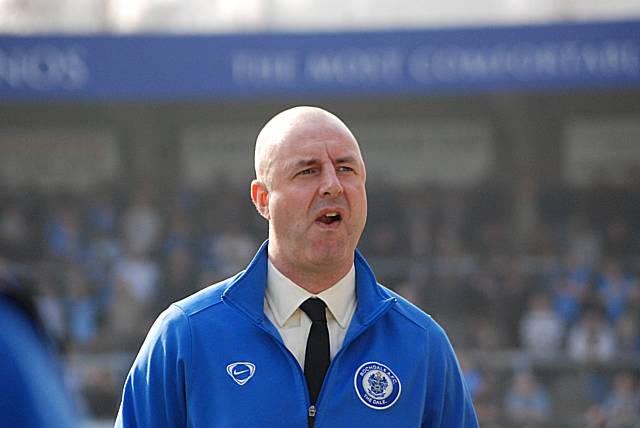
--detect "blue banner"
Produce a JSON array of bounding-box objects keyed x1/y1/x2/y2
[{"x1": 1, "y1": 20, "x2": 639, "y2": 101}]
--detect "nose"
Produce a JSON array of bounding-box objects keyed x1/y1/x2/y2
[{"x1": 319, "y1": 168, "x2": 343, "y2": 198}]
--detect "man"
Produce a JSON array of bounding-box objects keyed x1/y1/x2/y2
[
  {"x1": 0, "y1": 264, "x2": 79, "y2": 428},
  {"x1": 116, "y1": 106, "x2": 478, "y2": 427}
]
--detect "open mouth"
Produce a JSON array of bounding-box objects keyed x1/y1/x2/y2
[{"x1": 316, "y1": 212, "x2": 342, "y2": 225}]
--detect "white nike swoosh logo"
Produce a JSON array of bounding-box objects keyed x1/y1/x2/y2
[{"x1": 233, "y1": 369, "x2": 250, "y2": 376}]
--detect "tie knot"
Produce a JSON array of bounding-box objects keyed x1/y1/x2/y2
[{"x1": 300, "y1": 298, "x2": 327, "y2": 323}]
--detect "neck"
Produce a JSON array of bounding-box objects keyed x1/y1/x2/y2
[{"x1": 268, "y1": 253, "x2": 354, "y2": 295}]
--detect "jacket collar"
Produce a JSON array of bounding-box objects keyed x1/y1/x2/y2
[{"x1": 221, "y1": 240, "x2": 396, "y2": 335}]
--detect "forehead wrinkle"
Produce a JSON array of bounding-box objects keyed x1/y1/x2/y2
[{"x1": 284, "y1": 144, "x2": 361, "y2": 171}]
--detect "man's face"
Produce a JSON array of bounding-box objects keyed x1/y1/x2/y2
[{"x1": 260, "y1": 115, "x2": 367, "y2": 275}]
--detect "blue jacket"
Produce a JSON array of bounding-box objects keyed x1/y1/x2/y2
[{"x1": 116, "y1": 242, "x2": 478, "y2": 427}]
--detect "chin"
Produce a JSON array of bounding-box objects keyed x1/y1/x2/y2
[{"x1": 306, "y1": 239, "x2": 353, "y2": 266}]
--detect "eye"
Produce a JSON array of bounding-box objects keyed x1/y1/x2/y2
[
  {"x1": 337, "y1": 165, "x2": 354, "y2": 173},
  {"x1": 296, "y1": 168, "x2": 316, "y2": 176}
]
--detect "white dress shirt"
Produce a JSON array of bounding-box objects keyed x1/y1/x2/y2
[{"x1": 264, "y1": 259, "x2": 357, "y2": 370}]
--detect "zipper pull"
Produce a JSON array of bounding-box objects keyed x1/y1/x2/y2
[{"x1": 308, "y1": 405, "x2": 317, "y2": 428}]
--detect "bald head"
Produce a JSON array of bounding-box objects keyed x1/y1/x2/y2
[{"x1": 254, "y1": 106, "x2": 362, "y2": 187}]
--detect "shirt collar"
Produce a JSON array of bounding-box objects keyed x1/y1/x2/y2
[{"x1": 265, "y1": 259, "x2": 356, "y2": 329}]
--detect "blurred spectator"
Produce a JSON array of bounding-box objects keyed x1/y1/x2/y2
[
  {"x1": 121, "y1": 187, "x2": 162, "y2": 256},
  {"x1": 196, "y1": 197, "x2": 227, "y2": 270},
  {"x1": 64, "y1": 265, "x2": 100, "y2": 350},
  {"x1": 86, "y1": 188, "x2": 119, "y2": 237},
  {"x1": 473, "y1": 376, "x2": 502, "y2": 427},
  {"x1": 84, "y1": 226, "x2": 122, "y2": 302},
  {"x1": 470, "y1": 315, "x2": 505, "y2": 350},
  {"x1": 601, "y1": 372, "x2": 640, "y2": 428},
  {"x1": 567, "y1": 307, "x2": 616, "y2": 363},
  {"x1": 503, "y1": 370, "x2": 552, "y2": 426},
  {"x1": 163, "y1": 208, "x2": 195, "y2": 256},
  {"x1": 31, "y1": 261, "x2": 67, "y2": 346},
  {"x1": 498, "y1": 260, "x2": 531, "y2": 345},
  {"x1": 459, "y1": 354, "x2": 503, "y2": 426},
  {"x1": 519, "y1": 291, "x2": 565, "y2": 356},
  {"x1": 587, "y1": 373, "x2": 640, "y2": 428},
  {"x1": 564, "y1": 252, "x2": 595, "y2": 287},
  {"x1": 71, "y1": 361, "x2": 122, "y2": 419},
  {"x1": 0, "y1": 201, "x2": 35, "y2": 262},
  {"x1": 424, "y1": 274, "x2": 466, "y2": 334},
  {"x1": 105, "y1": 249, "x2": 159, "y2": 349},
  {"x1": 210, "y1": 223, "x2": 258, "y2": 277},
  {"x1": 459, "y1": 353, "x2": 485, "y2": 401},
  {"x1": 157, "y1": 244, "x2": 197, "y2": 310},
  {"x1": 466, "y1": 266, "x2": 524, "y2": 348},
  {"x1": 114, "y1": 249, "x2": 158, "y2": 304},
  {"x1": 158, "y1": 207, "x2": 198, "y2": 307},
  {"x1": 550, "y1": 272, "x2": 589, "y2": 326},
  {"x1": 565, "y1": 215, "x2": 601, "y2": 269},
  {"x1": 45, "y1": 200, "x2": 83, "y2": 262},
  {"x1": 614, "y1": 311, "x2": 640, "y2": 354},
  {"x1": 597, "y1": 260, "x2": 639, "y2": 323}
]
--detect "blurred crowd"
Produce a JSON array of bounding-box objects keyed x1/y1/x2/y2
[{"x1": 1, "y1": 176, "x2": 639, "y2": 427}]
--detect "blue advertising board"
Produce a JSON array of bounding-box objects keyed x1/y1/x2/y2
[{"x1": 1, "y1": 20, "x2": 639, "y2": 101}]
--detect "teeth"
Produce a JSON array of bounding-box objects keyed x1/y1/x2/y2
[{"x1": 325, "y1": 212, "x2": 339, "y2": 217}]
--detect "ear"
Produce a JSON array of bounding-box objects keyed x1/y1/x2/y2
[{"x1": 251, "y1": 179, "x2": 270, "y2": 220}]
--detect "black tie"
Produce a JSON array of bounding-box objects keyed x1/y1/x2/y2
[{"x1": 300, "y1": 298, "x2": 330, "y2": 405}]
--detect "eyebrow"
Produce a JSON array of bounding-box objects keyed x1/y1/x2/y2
[
  {"x1": 292, "y1": 156, "x2": 356, "y2": 167},
  {"x1": 293, "y1": 159, "x2": 319, "y2": 168},
  {"x1": 335, "y1": 156, "x2": 357, "y2": 164}
]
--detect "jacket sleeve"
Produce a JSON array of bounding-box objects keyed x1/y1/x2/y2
[
  {"x1": 115, "y1": 305, "x2": 191, "y2": 428},
  {"x1": 423, "y1": 322, "x2": 479, "y2": 428}
]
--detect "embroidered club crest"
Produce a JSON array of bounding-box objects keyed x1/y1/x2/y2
[
  {"x1": 226, "y1": 362, "x2": 256, "y2": 385},
  {"x1": 354, "y1": 361, "x2": 401, "y2": 410}
]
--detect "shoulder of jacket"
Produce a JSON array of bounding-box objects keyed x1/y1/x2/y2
[
  {"x1": 171, "y1": 271, "x2": 243, "y2": 317},
  {"x1": 380, "y1": 285, "x2": 442, "y2": 335}
]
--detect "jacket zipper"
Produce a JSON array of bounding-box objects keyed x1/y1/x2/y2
[{"x1": 308, "y1": 404, "x2": 316, "y2": 428}]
